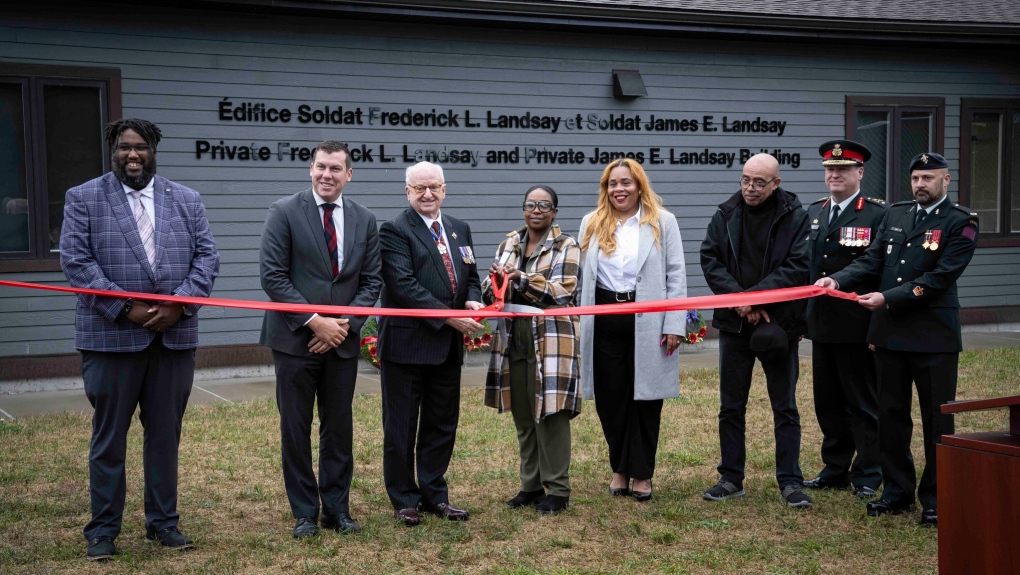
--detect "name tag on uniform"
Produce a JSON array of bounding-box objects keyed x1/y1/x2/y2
[{"x1": 459, "y1": 246, "x2": 475, "y2": 264}]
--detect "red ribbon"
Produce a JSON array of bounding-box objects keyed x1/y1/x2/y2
[{"x1": 0, "y1": 279, "x2": 857, "y2": 319}]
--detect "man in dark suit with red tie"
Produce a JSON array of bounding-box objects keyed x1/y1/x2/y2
[
  {"x1": 259, "y1": 140, "x2": 383, "y2": 538},
  {"x1": 61, "y1": 118, "x2": 219, "y2": 561},
  {"x1": 377, "y1": 161, "x2": 484, "y2": 526}
]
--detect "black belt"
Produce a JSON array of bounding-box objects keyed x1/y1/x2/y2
[{"x1": 596, "y1": 286, "x2": 636, "y2": 302}]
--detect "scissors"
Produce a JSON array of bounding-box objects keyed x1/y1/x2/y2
[{"x1": 474, "y1": 271, "x2": 544, "y2": 342}]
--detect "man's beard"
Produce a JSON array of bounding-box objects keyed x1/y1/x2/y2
[{"x1": 113, "y1": 154, "x2": 157, "y2": 190}]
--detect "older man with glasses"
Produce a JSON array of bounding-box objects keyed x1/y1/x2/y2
[
  {"x1": 376, "y1": 161, "x2": 485, "y2": 527},
  {"x1": 700, "y1": 153, "x2": 812, "y2": 509}
]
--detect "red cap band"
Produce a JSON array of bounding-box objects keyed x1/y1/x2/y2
[{"x1": 824, "y1": 149, "x2": 865, "y2": 162}]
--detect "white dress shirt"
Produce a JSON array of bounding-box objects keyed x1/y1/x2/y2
[
  {"x1": 596, "y1": 207, "x2": 641, "y2": 292},
  {"x1": 827, "y1": 190, "x2": 860, "y2": 224},
  {"x1": 123, "y1": 179, "x2": 155, "y2": 230}
]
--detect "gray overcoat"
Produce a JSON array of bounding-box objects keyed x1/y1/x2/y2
[{"x1": 577, "y1": 209, "x2": 688, "y2": 401}]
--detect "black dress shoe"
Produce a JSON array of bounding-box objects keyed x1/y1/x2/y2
[
  {"x1": 292, "y1": 517, "x2": 319, "y2": 538},
  {"x1": 631, "y1": 479, "x2": 653, "y2": 502},
  {"x1": 394, "y1": 507, "x2": 420, "y2": 527},
  {"x1": 507, "y1": 489, "x2": 546, "y2": 508},
  {"x1": 321, "y1": 512, "x2": 362, "y2": 534},
  {"x1": 918, "y1": 508, "x2": 938, "y2": 527},
  {"x1": 608, "y1": 485, "x2": 630, "y2": 497},
  {"x1": 803, "y1": 475, "x2": 851, "y2": 490},
  {"x1": 86, "y1": 536, "x2": 116, "y2": 561},
  {"x1": 866, "y1": 499, "x2": 916, "y2": 517},
  {"x1": 852, "y1": 485, "x2": 877, "y2": 499},
  {"x1": 423, "y1": 502, "x2": 469, "y2": 521},
  {"x1": 536, "y1": 495, "x2": 569, "y2": 515},
  {"x1": 145, "y1": 526, "x2": 194, "y2": 550}
]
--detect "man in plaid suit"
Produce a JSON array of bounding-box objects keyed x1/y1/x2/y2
[{"x1": 60, "y1": 118, "x2": 219, "y2": 561}]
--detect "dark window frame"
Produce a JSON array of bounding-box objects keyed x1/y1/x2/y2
[
  {"x1": 960, "y1": 97, "x2": 1020, "y2": 248},
  {"x1": 846, "y1": 95, "x2": 946, "y2": 203},
  {"x1": 0, "y1": 62, "x2": 121, "y2": 273}
]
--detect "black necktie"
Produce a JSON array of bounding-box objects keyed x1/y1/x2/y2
[
  {"x1": 829, "y1": 204, "x2": 840, "y2": 225},
  {"x1": 914, "y1": 208, "x2": 927, "y2": 230}
]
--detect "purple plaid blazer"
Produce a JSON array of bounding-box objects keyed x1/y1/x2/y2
[{"x1": 60, "y1": 172, "x2": 220, "y2": 352}]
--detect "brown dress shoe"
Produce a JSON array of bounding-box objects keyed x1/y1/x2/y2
[
  {"x1": 423, "y1": 502, "x2": 469, "y2": 521},
  {"x1": 394, "y1": 507, "x2": 420, "y2": 527}
]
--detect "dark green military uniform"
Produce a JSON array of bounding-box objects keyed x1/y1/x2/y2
[
  {"x1": 806, "y1": 191, "x2": 887, "y2": 491},
  {"x1": 832, "y1": 160, "x2": 979, "y2": 514}
]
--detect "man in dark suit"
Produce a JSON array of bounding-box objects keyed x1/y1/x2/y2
[
  {"x1": 377, "y1": 161, "x2": 484, "y2": 526},
  {"x1": 60, "y1": 118, "x2": 219, "y2": 561},
  {"x1": 804, "y1": 140, "x2": 887, "y2": 500},
  {"x1": 259, "y1": 140, "x2": 383, "y2": 538},
  {"x1": 819, "y1": 152, "x2": 979, "y2": 528}
]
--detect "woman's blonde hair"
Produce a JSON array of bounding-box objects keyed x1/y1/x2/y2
[{"x1": 580, "y1": 158, "x2": 662, "y2": 255}]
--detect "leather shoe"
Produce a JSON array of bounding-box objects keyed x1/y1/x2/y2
[
  {"x1": 394, "y1": 507, "x2": 420, "y2": 527},
  {"x1": 321, "y1": 512, "x2": 362, "y2": 534},
  {"x1": 536, "y1": 495, "x2": 569, "y2": 515},
  {"x1": 631, "y1": 479, "x2": 653, "y2": 502},
  {"x1": 866, "y1": 498, "x2": 916, "y2": 517},
  {"x1": 608, "y1": 485, "x2": 630, "y2": 496},
  {"x1": 423, "y1": 502, "x2": 469, "y2": 521},
  {"x1": 803, "y1": 475, "x2": 850, "y2": 490},
  {"x1": 292, "y1": 517, "x2": 319, "y2": 538},
  {"x1": 852, "y1": 485, "x2": 877, "y2": 499},
  {"x1": 919, "y1": 508, "x2": 938, "y2": 528},
  {"x1": 145, "y1": 525, "x2": 194, "y2": 550},
  {"x1": 507, "y1": 489, "x2": 546, "y2": 508},
  {"x1": 86, "y1": 536, "x2": 116, "y2": 561}
]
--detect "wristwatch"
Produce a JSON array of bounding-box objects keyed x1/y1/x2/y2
[{"x1": 119, "y1": 299, "x2": 133, "y2": 319}]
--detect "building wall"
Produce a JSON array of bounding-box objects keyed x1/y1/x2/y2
[{"x1": 1, "y1": 5, "x2": 1019, "y2": 357}]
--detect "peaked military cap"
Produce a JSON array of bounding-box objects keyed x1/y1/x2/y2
[
  {"x1": 819, "y1": 139, "x2": 871, "y2": 166},
  {"x1": 908, "y1": 152, "x2": 949, "y2": 172}
]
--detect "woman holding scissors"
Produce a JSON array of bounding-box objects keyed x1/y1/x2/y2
[{"x1": 482, "y1": 185, "x2": 581, "y2": 516}]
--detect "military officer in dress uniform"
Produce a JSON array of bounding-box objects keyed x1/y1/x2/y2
[
  {"x1": 817, "y1": 152, "x2": 979, "y2": 528},
  {"x1": 804, "y1": 140, "x2": 886, "y2": 500}
]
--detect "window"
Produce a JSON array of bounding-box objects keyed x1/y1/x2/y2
[
  {"x1": 0, "y1": 63, "x2": 121, "y2": 272},
  {"x1": 846, "y1": 96, "x2": 945, "y2": 203},
  {"x1": 961, "y1": 98, "x2": 1020, "y2": 246}
]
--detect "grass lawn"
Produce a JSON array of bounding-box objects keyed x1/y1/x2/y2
[{"x1": 1, "y1": 347, "x2": 1017, "y2": 575}]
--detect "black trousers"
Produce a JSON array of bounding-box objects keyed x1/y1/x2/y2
[
  {"x1": 81, "y1": 338, "x2": 194, "y2": 540},
  {"x1": 592, "y1": 292, "x2": 662, "y2": 480},
  {"x1": 873, "y1": 347, "x2": 957, "y2": 510},
  {"x1": 811, "y1": 341, "x2": 881, "y2": 489},
  {"x1": 717, "y1": 329, "x2": 803, "y2": 488},
  {"x1": 272, "y1": 349, "x2": 358, "y2": 519},
  {"x1": 380, "y1": 337, "x2": 462, "y2": 510}
]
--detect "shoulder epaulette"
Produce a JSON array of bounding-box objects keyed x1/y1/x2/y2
[
  {"x1": 810, "y1": 196, "x2": 829, "y2": 205},
  {"x1": 953, "y1": 203, "x2": 978, "y2": 217},
  {"x1": 865, "y1": 197, "x2": 886, "y2": 205},
  {"x1": 891, "y1": 200, "x2": 915, "y2": 207}
]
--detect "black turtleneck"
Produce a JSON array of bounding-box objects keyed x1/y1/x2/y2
[{"x1": 738, "y1": 190, "x2": 778, "y2": 289}]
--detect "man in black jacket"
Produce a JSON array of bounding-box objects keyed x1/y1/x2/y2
[
  {"x1": 700, "y1": 153, "x2": 812, "y2": 508},
  {"x1": 804, "y1": 140, "x2": 887, "y2": 500},
  {"x1": 818, "y1": 152, "x2": 979, "y2": 528}
]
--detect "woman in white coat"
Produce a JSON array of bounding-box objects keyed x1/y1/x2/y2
[{"x1": 577, "y1": 158, "x2": 687, "y2": 501}]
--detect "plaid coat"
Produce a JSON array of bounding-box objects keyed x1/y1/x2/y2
[{"x1": 482, "y1": 224, "x2": 581, "y2": 421}]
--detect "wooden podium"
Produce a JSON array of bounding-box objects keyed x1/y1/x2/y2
[{"x1": 938, "y1": 395, "x2": 1020, "y2": 574}]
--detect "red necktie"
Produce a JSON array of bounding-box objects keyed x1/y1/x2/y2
[
  {"x1": 431, "y1": 221, "x2": 458, "y2": 293},
  {"x1": 322, "y1": 203, "x2": 339, "y2": 278}
]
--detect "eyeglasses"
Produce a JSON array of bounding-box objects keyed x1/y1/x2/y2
[
  {"x1": 523, "y1": 200, "x2": 554, "y2": 213},
  {"x1": 116, "y1": 144, "x2": 151, "y2": 154},
  {"x1": 410, "y1": 184, "x2": 444, "y2": 195},
  {"x1": 739, "y1": 177, "x2": 776, "y2": 192}
]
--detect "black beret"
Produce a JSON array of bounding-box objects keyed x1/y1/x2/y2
[
  {"x1": 908, "y1": 152, "x2": 949, "y2": 172},
  {"x1": 749, "y1": 321, "x2": 788, "y2": 360}
]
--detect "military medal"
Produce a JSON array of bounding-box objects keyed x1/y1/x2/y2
[
  {"x1": 437, "y1": 243, "x2": 448, "y2": 255},
  {"x1": 929, "y1": 229, "x2": 942, "y2": 251},
  {"x1": 923, "y1": 230, "x2": 931, "y2": 249}
]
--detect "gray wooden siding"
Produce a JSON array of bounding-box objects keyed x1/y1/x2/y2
[{"x1": 1, "y1": 5, "x2": 1018, "y2": 357}]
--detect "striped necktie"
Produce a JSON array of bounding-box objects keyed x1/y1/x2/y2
[
  {"x1": 322, "y1": 203, "x2": 340, "y2": 278},
  {"x1": 431, "y1": 221, "x2": 458, "y2": 293},
  {"x1": 130, "y1": 191, "x2": 156, "y2": 269}
]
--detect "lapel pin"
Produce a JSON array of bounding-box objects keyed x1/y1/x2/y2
[{"x1": 451, "y1": 232, "x2": 458, "y2": 239}]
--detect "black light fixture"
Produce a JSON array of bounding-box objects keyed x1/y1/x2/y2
[{"x1": 612, "y1": 69, "x2": 647, "y2": 99}]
